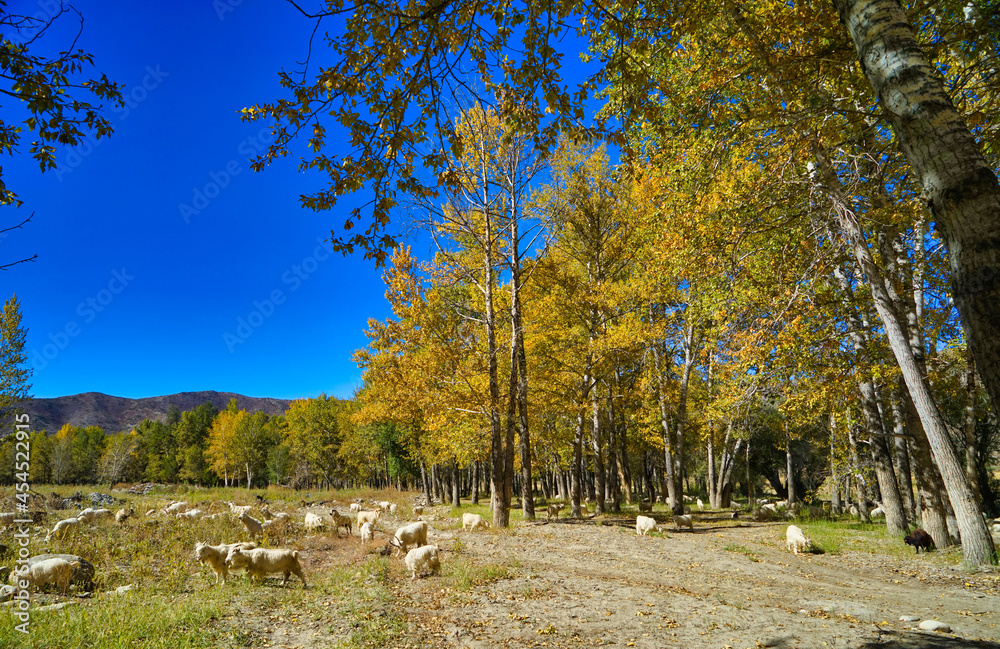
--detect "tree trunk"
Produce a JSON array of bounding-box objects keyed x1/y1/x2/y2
[
  {"x1": 617, "y1": 389, "x2": 633, "y2": 505},
  {"x1": 421, "y1": 462, "x2": 432, "y2": 506},
  {"x1": 899, "y1": 383, "x2": 951, "y2": 549},
  {"x1": 591, "y1": 381, "x2": 606, "y2": 516},
  {"x1": 471, "y1": 461, "x2": 480, "y2": 505},
  {"x1": 847, "y1": 423, "x2": 871, "y2": 522},
  {"x1": 785, "y1": 428, "x2": 797, "y2": 505},
  {"x1": 965, "y1": 347, "x2": 983, "y2": 506},
  {"x1": 830, "y1": 414, "x2": 842, "y2": 514},
  {"x1": 707, "y1": 426, "x2": 717, "y2": 509},
  {"x1": 858, "y1": 382, "x2": 908, "y2": 534}
]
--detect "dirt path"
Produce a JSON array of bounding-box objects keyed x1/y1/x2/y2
[{"x1": 395, "y1": 518, "x2": 1000, "y2": 649}]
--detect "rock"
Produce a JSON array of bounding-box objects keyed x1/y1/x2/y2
[
  {"x1": 36, "y1": 602, "x2": 77, "y2": 611},
  {"x1": 0, "y1": 585, "x2": 15, "y2": 602},
  {"x1": 919, "y1": 620, "x2": 951, "y2": 633},
  {"x1": 899, "y1": 615, "x2": 921, "y2": 622},
  {"x1": 88, "y1": 492, "x2": 120, "y2": 507}
]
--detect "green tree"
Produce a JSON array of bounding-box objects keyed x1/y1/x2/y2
[
  {"x1": 0, "y1": 294, "x2": 31, "y2": 421},
  {"x1": 97, "y1": 431, "x2": 139, "y2": 485},
  {"x1": 284, "y1": 395, "x2": 346, "y2": 488}
]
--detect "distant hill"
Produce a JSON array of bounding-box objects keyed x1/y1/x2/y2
[{"x1": 23, "y1": 391, "x2": 294, "y2": 434}]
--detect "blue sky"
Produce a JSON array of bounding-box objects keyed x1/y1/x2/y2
[{"x1": 2, "y1": 1, "x2": 410, "y2": 400}]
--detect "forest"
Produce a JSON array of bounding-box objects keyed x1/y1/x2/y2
[{"x1": 2, "y1": 0, "x2": 1000, "y2": 569}]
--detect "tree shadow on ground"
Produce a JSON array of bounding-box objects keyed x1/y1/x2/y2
[
  {"x1": 756, "y1": 630, "x2": 1000, "y2": 649},
  {"x1": 857, "y1": 629, "x2": 1000, "y2": 649}
]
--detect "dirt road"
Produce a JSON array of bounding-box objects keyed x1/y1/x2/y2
[{"x1": 393, "y1": 516, "x2": 1000, "y2": 649}]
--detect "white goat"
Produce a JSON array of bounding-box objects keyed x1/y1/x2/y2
[
  {"x1": 226, "y1": 502, "x2": 252, "y2": 516},
  {"x1": 357, "y1": 509, "x2": 380, "y2": 529},
  {"x1": 194, "y1": 541, "x2": 257, "y2": 584},
  {"x1": 350, "y1": 503, "x2": 362, "y2": 513},
  {"x1": 115, "y1": 507, "x2": 134, "y2": 524},
  {"x1": 462, "y1": 513, "x2": 490, "y2": 531},
  {"x1": 360, "y1": 522, "x2": 374, "y2": 544},
  {"x1": 635, "y1": 515, "x2": 662, "y2": 536},
  {"x1": 238, "y1": 512, "x2": 264, "y2": 539},
  {"x1": 162, "y1": 502, "x2": 188, "y2": 515},
  {"x1": 674, "y1": 514, "x2": 694, "y2": 531},
  {"x1": 304, "y1": 512, "x2": 324, "y2": 532},
  {"x1": 46, "y1": 517, "x2": 80, "y2": 541},
  {"x1": 91, "y1": 508, "x2": 114, "y2": 521},
  {"x1": 226, "y1": 546, "x2": 307, "y2": 588},
  {"x1": 696, "y1": 498, "x2": 704, "y2": 510},
  {"x1": 178, "y1": 509, "x2": 204, "y2": 520},
  {"x1": 260, "y1": 505, "x2": 290, "y2": 522},
  {"x1": 786, "y1": 524, "x2": 812, "y2": 555},
  {"x1": 412, "y1": 506, "x2": 424, "y2": 516},
  {"x1": 393, "y1": 520, "x2": 428, "y2": 555},
  {"x1": 10, "y1": 557, "x2": 81, "y2": 594},
  {"x1": 76, "y1": 508, "x2": 96, "y2": 524},
  {"x1": 404, "y1": 544, "x2": 441, "y2": 580}
]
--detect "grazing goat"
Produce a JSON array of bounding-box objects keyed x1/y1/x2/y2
[
  {"x1": 638, "y1": 502, "x2": 653, "y2": 513},
  {"x1": 330, "y1": 509, "x2": 353, "y2": 537},
  {"x1": 786, "y1": 524, "x2": 812, "y2": 555},
  {"x1": 226, "y1": 546, "x2": 307, "y2": 588},
  {"x1": 350, "y1": 503, "x2": 362, "y2": 513},
  {"x1": 546, "y1": 503, "x2": 564, "y2": 520},
  {"x1": 46, "y1": 518, "x2": 79, "y2": 542},
  {"x1": 163, "y1": 502, "x2": 188, "y2": 515},
  {"x1": 674, "y1": 514, "x2": 694, "y2": 531},
  {"x1": 10, "y1": 557, "x2": 81, "y2": 594},
  {"x1": 304, "y1": 512, "x2": 324, "y2": 532},
  {"x1": 462, "y1": 513, "x2": 490, "y2": 531},
  {"x1": 194, "y1": 541, "x2": 257, "y2": 584},
  {"x1": 360, "y1": 522, "x2": 374, "y2": 544},
  {"x1": 115, "y1": 507, "x2": 134, "y2": 524},
  {"x1": 76, "y1": 508, "x2": 97, "y2": 524},
  {"x1": 412, "y1": 505, "x2": 424, "y2": 516},
  {"x1": 404, "y1": 544, "x2": 440, "y2": 580},
  {"x1": 393, "y1": 521, "x2": 428, "y2": 555},
  {"x1": 635, "y1": 515, "x2": 661, "y2": 536},
  {"x1": 260, "y1": 506, "x2": 290, "y2": 522},
  {"x1": 903, "y1": 528, "x2": 934, "y2": 553}
]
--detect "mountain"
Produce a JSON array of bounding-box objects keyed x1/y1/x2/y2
[{"x1": 23, "y1": 391, "x2": 294, "y2": 434}]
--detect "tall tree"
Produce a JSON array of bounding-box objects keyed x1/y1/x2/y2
[{"x1": 0, "y1": 294, "x2": 31, "y2": 421}]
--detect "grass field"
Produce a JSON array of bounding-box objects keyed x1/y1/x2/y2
[{"x1": 0, "y1": 485, "x2": 995, "y2": 648}]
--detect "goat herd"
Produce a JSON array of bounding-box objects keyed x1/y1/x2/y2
[{"x1": 7, "y1": 492, "x2": 1000, "y2": 599}]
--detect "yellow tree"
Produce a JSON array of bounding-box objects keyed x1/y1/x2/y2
[{"x1": 206, "y1": 400, "x2": 242, "y2": 487}]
